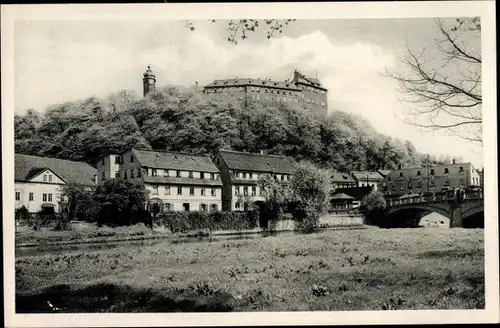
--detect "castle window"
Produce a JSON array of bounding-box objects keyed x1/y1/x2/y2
[{"x1": 444, "y1": 168, "x2": 449, "y2": 174}]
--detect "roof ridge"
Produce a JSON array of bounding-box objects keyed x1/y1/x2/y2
[
  {"x1": 133, "y1": 148, "x2": 211, "y2": 158},
  {"x1": 219, "y1": 149, "x2": 289, "y2": 158},
  {"x1": 15, "y1": 153, "x2": 92, "y2": 165}
]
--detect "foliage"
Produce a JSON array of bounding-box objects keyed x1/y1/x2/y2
[
  {"x1": 385, "y1": 18, "x2": 482, "y2": 143},
  {"x1": 15, "y1": 85, "x2": 444, "y2": 171},
  {"x1": 289, "y1": 161, "x2": 332, "y2": 232},
  {"x1": 256, "y1": 174, "x2": 290, "y2": 222},
  {"x1": 93, "y1": 179, "x2": 147, "y2": 213},
  {"x1": 59, "y1": 182, "x2": 95, "y2": 226},
  {"x1": 361, "y1": 190, "x2": 387, "y2": 226},
  {"x1": 155, "y1": 211, "x2": 259, "y2": 234}
]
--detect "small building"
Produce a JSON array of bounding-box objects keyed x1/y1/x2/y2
[
  {"x1": 331, "y1": 171, "x2": 357, "y2": 189},
  {"x1": 213, "y1": 149, "x2": 295, "y2": 212},
  {"x1": 350, "y1": 171, "x2": 384, "y2": 191},
  {"x1": 330, "y1": 192, "x2": 356, "y2": 212},
  {"x1": 96, "y1": 148, "x2": 223, "y2": 213},
  {"x1": 15, "y1": 154, "x2": 97, "y2": 214}
]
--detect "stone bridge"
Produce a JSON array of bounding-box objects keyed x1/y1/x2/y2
[{"x1": 385, "y1": 192, "x2": 484, "y2": 228}]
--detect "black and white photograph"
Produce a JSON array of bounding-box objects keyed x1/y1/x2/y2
[{"x1": 2, "y1": 2, "x2": 498, "y2": 326}]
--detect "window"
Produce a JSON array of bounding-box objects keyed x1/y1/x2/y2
[
  {"x1": 444, "y1": 168, "x2": 449, "y2": 174},
  {"x1": 444, "y1": 178, "x2": 450, "y2": 186},
  {"x1": 417, "y1": 171, "x2": 421, "y2": 176},
  {"x1": 131, "y1": 170, "x2": 135, "y2": 179},
  {"x1": 165, "y1": 186, "x2": 171, "y2": 195},
  {"x1": 211, "y1": 204, "x2": 218, "y2": 212},
  {"x1": 251, "y1": 186, "x2": 256, "y2": 196},
  {"x1": 243, "y1": 172, "x2": 247, "y2": 179},
  {"x1": 211, "y1": 173, "x2": 215, "y2": 180},
  {"x1": 244, "y1": 202, "x2": 249, "y2": 211},
  {"x1": 430, "y1": 169, "x2": 435, "y2": 175},
  {"x1": 130, "y1": 155, "x2": 134, "y2": 163},
  {"x1": 211, "y1": 188, "x2": 216, "y2": 196},
  {"x1": 459, "y1": 166, "x2": 464, "y2": 172},
  {"x1": 177, "y1": 186, "x2": 183, "y2": 195},
  {"x1": 200, "y1": 204, "x2": 207, "y2": 212},
  {"x1": 15, "y1": 192, "x2": 20, "y2": 201},
  {"x1": 29, "y1": 192, "x2": 34, "y2": 201},
  {"x1": 42, "y1": 193, "x2": 47, "y2": 202},
  {"x1": 48, "y1": 175, "x2": 52, "y2": 182},
  {"x1": 183, "y1": 203, "x2": 190, "y2": 212},
  {"x1": 152, "y1": 169, "x2": 157, "y2": 177},
  {"x1": 235, "y1": 202, "x2": 241, "y2": 210},
  {"x1": 430, "y1": 179, "x2": 435, "y2": 187},
  {"x1": 243, "y1": 186, "x2": 248, "y2": 196},
  {"x1": 153, "y1": 185, "x2": 158, "y2": 194},
  {"x1": 165, "y1": 203, "x2": 171, "y2": 211},
  {"x1": 115, "y1": 156, "x2": 120, "y2": 164},
  {"x1": 201, "y1": 187, "x2": 206, "y2": 196},
  {"x1": 163, "y1": 170, "x2": 169, "y2": 177},
  {"x1": 281, "y1": 175, "x2": 284, "y2": 181},
  {"x1": 388, "y1": 176, "x2": 391, "y2": 182},
  {"x1": 115, "y1": 172, "x2": 120, "y2": 178},
  {"x1": 200, "y1": 172, "x2": 205, "y2": 179},
  {"x1": 137, "y1": 169, "x2": 141, "y2": 178},
  {"x1": 190, "y1": 187, "x2": 195, "y2": 196},
  {"x1": 177, "y1": 170, "x2": 181, "y2": 177},
  {"x1": 43, "y1": 175, "x2": 47, "y2": 182},
  {"x1": 102, "y1": 158, "x2": 105, "y2": 165},
  {"x1": 124, "y1": 171, "x2": 128, "y2": 179},
  {"x1": 189, "y1": 171, "x2": 193, "y2": 178},
  {"x1": 235, "y1": 186, "x2": 240, "y2": 195},
  {"x1": 102, "y1": 172, "x2": 105, "y2": 181},
  {"x1": 408, "y1": 181, "x2": 412, "y2": 189},
  {"x1": 399, "y1": 172, "x2": 403, "y2": 177}
]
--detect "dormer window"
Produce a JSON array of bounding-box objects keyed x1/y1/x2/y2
[
  {"x1": 200, "y1": 172, "x2": 205, "y2": 179},
  {"x1": 152, "y1": 169, "x2": 157, "y2": 177},
  {"x1": 176, "y1": 170, "x2": 181, "y2": 177}
]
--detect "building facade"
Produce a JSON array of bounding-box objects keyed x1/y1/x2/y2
[
  {"x1": 381, "y1": 162, "x2": 481, "y2": 198},
  {"x1": 350, "y1": 171, "x2": 384, "y2": 191},
  {"x1": 213, "y1": 149, "x2": 295, "y2": 212},
  {"x1": 15, "y1": 154, "x2": 97, "y2": 214},
  {"x1": 203, "y1": 70, "x2": 328, "y2": 116},
  {"x1": 331, "y1": 171, "x2": 357, "y2": 189},
  {"x1": 96, "y1": 148, "x2": 222, "y2": 212}
]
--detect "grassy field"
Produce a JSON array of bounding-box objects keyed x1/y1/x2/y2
[{"x1": 15, "y1": 227, "x2": 484, "y2": 312}]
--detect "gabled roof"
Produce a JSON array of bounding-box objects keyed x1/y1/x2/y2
[
  {"x1": 331, "y1": 192, "x2": 355, "y2": 200},
  {"x1": 331, "y1": 172, "x2": 356, "y2": 183},
  {"x1": 15, "y1": 154, "x2": 97, "y2": 186},
  {"x1": 205, "y1": 78, "x2": 301, "y2": 91},
  {"x1": 378, "y1": 170, "x2": 392, "y2": 177},
  {"x1": 351, "y1": 171, "x2": 384, "y2": 181},
  {"x1": 218, "y1": 149, "x2": 295, "y2": 174},
  {"x1": 132, "y1": 149, "x2": 220, "y2": 173},
  {"x1": 333, "y1": 187, "x2": 373, "y2": 201}
]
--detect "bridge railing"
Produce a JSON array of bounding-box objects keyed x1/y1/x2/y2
[{"x1": 387, "y1": 189, "x2": 483, "y2": 207}]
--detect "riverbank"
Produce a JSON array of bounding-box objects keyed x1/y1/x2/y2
[{"x1": 16, "y1": 228, "x2": 485, "y2": 312}]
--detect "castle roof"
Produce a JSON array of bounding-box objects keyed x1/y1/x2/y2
[
  {"x1": 218, "y1": 149, "x2": 295, "y2": 174},
  {"x1": 205, "y1": 78, "x2": 301, "y2": 91},
  {"x1": 15, "y1": 154, "x2": 97, "y2": 186}
]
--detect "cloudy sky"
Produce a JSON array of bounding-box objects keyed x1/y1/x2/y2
[{"x1": 14, "y1": 18, "x2": 484, "y2": 168}]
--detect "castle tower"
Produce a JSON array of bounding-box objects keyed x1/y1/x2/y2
[{"x1": 143, "y1": 65, "x2": 156, "y2": 97}]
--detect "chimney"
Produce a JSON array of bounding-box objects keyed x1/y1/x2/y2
[{"x1": 452, "y1": 158, "x2": 456, "y2": 164}]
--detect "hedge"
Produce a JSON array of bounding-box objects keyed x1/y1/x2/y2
[{"x1": 154, "y1": 211, "x2": 260, "y2": 234}]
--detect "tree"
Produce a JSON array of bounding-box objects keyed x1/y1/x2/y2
[
  {"x1": 385, "y1": 18, "x2": 482, "y2": 143},
  {"x1": 59, "y1": 182, "x2": 95, "y2": 228},
  {"x1": 257, "y1": 174, "x2": 290, "y2": 223},
  {"x1": 289, "y1": 161, "x2": 332, "y2": 232},
  {"x1": 361, "y1": 190, "x2": 387, "y2": 226},
  {"x1": 186, "y1": 19, "x2": 296, "y2": 44}
]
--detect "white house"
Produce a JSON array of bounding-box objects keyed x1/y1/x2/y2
[{"x1": 15, "y1": 154, "x2": 97, "y2": 214}]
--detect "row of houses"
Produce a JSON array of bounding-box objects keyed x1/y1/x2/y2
[{"x1": 14, "y1": 148, "x2": 483, "y2": 216}]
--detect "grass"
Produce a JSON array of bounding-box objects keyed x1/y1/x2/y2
[{"x1": 15, "y1": 227, "x2": 485, "y2": 312}]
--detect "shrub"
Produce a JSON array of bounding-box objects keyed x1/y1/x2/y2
[
  {"x1": 361, "y1": 190, "x2": 387, "y2": 226},
  {"x1": 154, "y1": 211, "x2": 259, "y2": 234}
]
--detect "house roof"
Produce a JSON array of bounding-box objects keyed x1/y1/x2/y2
[
  {"x1": 331, "y1": 172, "x2": 356, "y2": 183},
  {"x1": 205, "y1": 78, "x2": 301, "y2": 91},
  {"x1": 331, "y1": 192, "x2": 355, "y2": 200},
  {"x1": 218, "y1": 149, "x2": 295, "y2": 174},
  {"x1": 333, "y1": 186, "x2": 373, "y2": 201},
  {"x1": 15, "y1": 154, "x2": 97, "y2": 186},
  {"x1": 351, "y1": 171, "x2": 384, "y2": 181},
  {"x1": 132, "y1": 149, "x2": 220, "y2": 173}
]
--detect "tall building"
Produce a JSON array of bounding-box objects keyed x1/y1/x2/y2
[
  {"x1": 96, "y1": 148, "x2": 223, "y2": 213},
  {"x1": 15, "y1": 154, "x2": 97, "y2": 214},
  {"x1": 381, "y1": 161, "x2": 481, "y2": 198},
  {"x1": 203, "y1": 70, "x2": 328, "y2": 116},
  {"x1": 213, "y1": 149, "x2": 295, "y2": 212},
  {"x1": 143, "y1": 65, "x2": 156, "y2": 97}
]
